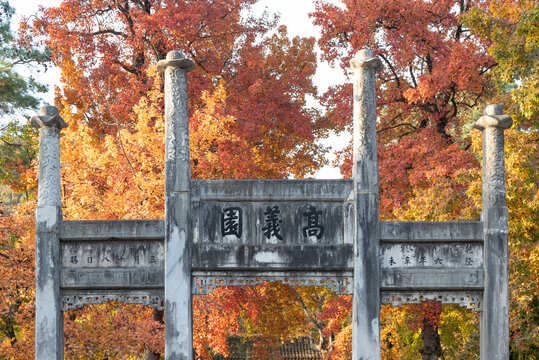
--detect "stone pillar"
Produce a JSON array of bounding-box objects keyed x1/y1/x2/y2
[
  {"x1": 474, "y1": 104, "x2": 511, "y2": 360},
  {"x1": 350, "y1": 49, "x2": 382, "y2": 360},
  {"x1": 32, "y1": 105, "x2": 68, "y2": 360},
  {"x1": 157, "y1": 50, "x2": 195, "y2": 360}
]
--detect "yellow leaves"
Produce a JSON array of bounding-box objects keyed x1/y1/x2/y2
[
  {"x1": 465, "y1": 0, "x2": 539, "y2": 128},
  {"x1": 58, "y1": 70, "x2": 166, "y2": 221},
  {"x1": 190, "y1": 81, "x2": 244, "y2": 179},
  {"x1": 439, "y1": 305, "x2": 480, "y2": 357}
]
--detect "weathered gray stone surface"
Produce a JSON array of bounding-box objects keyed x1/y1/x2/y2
[
  {"x1": 191, "y1": 179, "x2": 353, "y2": 272},
  {"x1": 158, "y1": 50, "x2": 194, "y2": 360},
  {"x1": 34, "y1": 49, "x2": 513, "y2": 360},
  {"x1": 350, "y1": 49, "x2": 382, "y2": 360},
  {"x1": 475, "y1": 105, "x2": 511, "y2": 360},
  {"x1": 62, "y1": 267, "x2": 164, "y2": 288},
  {"x1": 380, "y1": 243, "x2": 483, "y2": 269},
  {"x1": 61, "y1": 240, "x2": 164, "y2": 268},
  {"x1": 60, "y1": 239, "x2": 164, "y2": 289},
  {"x1": 381, "y1": 291, "x2": 483, "y2": 310},
  {"x1": 32, "y1": 105, "x2": 67, "y2": 360},
  {"x1": 192, "y1": 244, "x2": 353, "y2": 270},
  {"x1": 380, "y1": 221, "x2": 483, "y2": 242},
  {"x1": 60, "y1": 220, "x2": 164, "y2": 240},
  {"x1": 381, "y1": 268, "x2": 484, "y2": 290},
  {"x1": 474, "y1": 104, "x2": 512, "y2": 209},
  {"x1": 191, "y1": 179, "x2": 353, "y2": 200},
  {"x1": 192, "y1": 270, "x2": 353, "y2": 295},
  {"x1": 194, "y1": 201, "x2": 346, "y2": 245},
  {"x1": 58, "y1": 218, "x2": 489, "y2": 293},
  {"x1": 62, "y1": 289, "x2": 164, "y2": 311}
]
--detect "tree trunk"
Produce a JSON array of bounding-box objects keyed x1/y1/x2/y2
[{"x1": 419, "y1": 319, "x2": 443, "y2": 360}]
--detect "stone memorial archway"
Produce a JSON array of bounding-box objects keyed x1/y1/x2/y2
[{"x1": 34, "y1": 49, "x2": 510, "y2": 360}]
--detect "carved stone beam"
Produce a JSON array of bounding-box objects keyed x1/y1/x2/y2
[
  {"x1": 474, "y1": 104, "x2": 511, "y2": 360},
  {"x1": 32, "y1": 105, "x2": 67, "y2": 360},
  {"x1": 157, "y1": 50, "x2": 195, "y2": 360}
]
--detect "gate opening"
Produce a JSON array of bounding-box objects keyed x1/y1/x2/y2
[{"x1": 194, "y1": 282, "x2": 352, "y2": 360}]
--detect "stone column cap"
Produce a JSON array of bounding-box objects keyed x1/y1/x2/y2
[
  {"x1": 31, "y1": 105, "x2": 68, "y2": 130},
  {"x1": 157, "y1": 50, "x2": 195, "y2": 73},
  {"x1": 350, "y1": 49, "x2": 383, "y2": 71},
  {"x1": 473, "y1": 104, "x2": 512, "y2": 131}
]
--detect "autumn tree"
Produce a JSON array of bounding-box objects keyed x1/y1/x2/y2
[
  {"x1": 0, "y1": 1, "x2": 51, "y2": 355},
  {"x1": 464, "y1": 2, "x2": 539, "y2": 357},
  {"x1": 311, "y1": 0, "x2": 538, "y2": 358},
  {"x1": 310, "y1": 0, "x2": 497, "y2": 358},
  {"x1": 464, "y1": 0, "x2": 538, "y2": 129},
  {"x1": 1, "y1": 0, "x2": 337, "y2": 358},
  {"x1": 0, "y1": 0, "x2": 49, "y2": 118},
  {"x1": 28, "y1": 0, "x2": 327, "y2": 179},
  {"x1": 2, "y1": 0, "x2": 534, "y2": 358},
  {"x1": 311, "y1": 0, "x2": 493, "y2": 214},
  {"x1": 0, "y1": 0, "x2": 50, "y2": 203}
]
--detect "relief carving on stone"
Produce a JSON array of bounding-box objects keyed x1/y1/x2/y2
[
  {"x1": 193, "y1": 274, "x2": 353, "y2": 295},
  {"x1": 381, "y1": 292, "x2": 482, "y2": 311},
  {"x1": 158, "y1": 51, "x2": 195, "y2": 162},
  {"x1": 62, "y1": 292, "x2": 164, "y2": 311},
  {"x1": 350, "y1": 49, "x2": 382, "y2": 164},
  {"x1": 474, "y1": 104, "x2": 512, "y2": 209},
  {"x1": 31, "y1": 106, "x2": 68, "y2": 207}
]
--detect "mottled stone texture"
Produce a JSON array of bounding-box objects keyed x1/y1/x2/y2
[
  {"x1": 474, "y1": 105, "x2": 511, "y2": 360},
  {"x1": 33, "y1": 49, "x2": 512, "y2": 360},
  {"x1": 350, "y1": 49, "x2": 382, "y2": 360},
  {"x1": 158, "y1": 50, "x2": 195, "y2": 360},
  {"x1": 31, "y1": 105, "x2": 67, "y2": 360}
]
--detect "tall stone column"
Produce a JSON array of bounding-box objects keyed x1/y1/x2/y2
[
  {"x1": 32, "y1": 105, "x2": 68, "y2": 360},
  {"x1": 350, "y1": 49, "x2": 382, "y2": 360},
  {"x1": 474, "y1": 104, "x2": 511, "y2": 360},
  {"x1": 157, "y1": 50, "x2": 195, "y2": 360}
]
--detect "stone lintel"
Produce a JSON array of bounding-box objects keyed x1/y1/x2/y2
[
  {"x1": 60, "y1": 219, "x2": 165, "y2": 240},
  {"x1": 473, "y1": 104, "x2": 512, "y2": 131},
  {"x1": 350, "y1": 48, "x2": 383, "y2": 71},
  {"x1": 31, "y1": 105, "x2": 68, "y2": 130},
  {"x1": 157, "y1": 50, "x2": 195, "y2": 73},
  {"x1": 191, "y1": 179, "x2": 353, "y2": 201},
  {"x1": 380, "y1": 221, "x2": 484, "y2": 243}
]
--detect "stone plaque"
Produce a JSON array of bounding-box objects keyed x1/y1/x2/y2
[
  {"x1": 380, "y1": 243, "x2": 484, "y2": 290},
  {"x1": 60, "y1": 240, "x2": 164, "y2": 289},
  {"x1": 190, "y1": 179, "x2": 354, "y2": 270},
  {"x1": 380, "y1": 243, "x2": 483, "y2": 269},
  {"x1": 195, "y1": 201, "x2": 345, "y2": 245}
]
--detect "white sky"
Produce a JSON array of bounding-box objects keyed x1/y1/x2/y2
[{"x1": 12, "y1": 0, "x2": 349, "y2": 178}]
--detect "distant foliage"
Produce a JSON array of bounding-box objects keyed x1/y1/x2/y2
[{"x1": 0, "y1": 0, "x2": 49, "y2": 117}]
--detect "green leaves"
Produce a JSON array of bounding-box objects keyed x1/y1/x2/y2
[{"x1": 0, "y1": 1, "x2": 50, "y2": 118}]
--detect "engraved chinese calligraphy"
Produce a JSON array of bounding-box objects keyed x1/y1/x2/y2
[
  {"x1": 302, "y1": 205, "x2": 324, "y2": 239},
  {"x1": 262, "y1": 206, "x2": 284, "y2": 241},
  {"x1": 60, "y1": 240, "x2": 164, "y2": 289},
  {"x1": 221, "y1": 207, "x2": 242, "y2": 238},
  {"x1": 380, "y1": 243, "x2": 483, "y2": 268},
  {"x1": 195, "y1": 200, "x2": 343, "y2": 246}
]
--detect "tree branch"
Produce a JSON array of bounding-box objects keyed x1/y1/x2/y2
[
  {"x1": 378, "y1": 53, "x2": 401, "y2": 88},
  {"x1": 89, "y1": 29, "x2": 127, "y2": 37},
  {"x1": 378, "y1": 122, "x2": 417, "y2": 134},
  {"x1": 409, "y1": 66, "x2": 418, "y2": 88}
]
